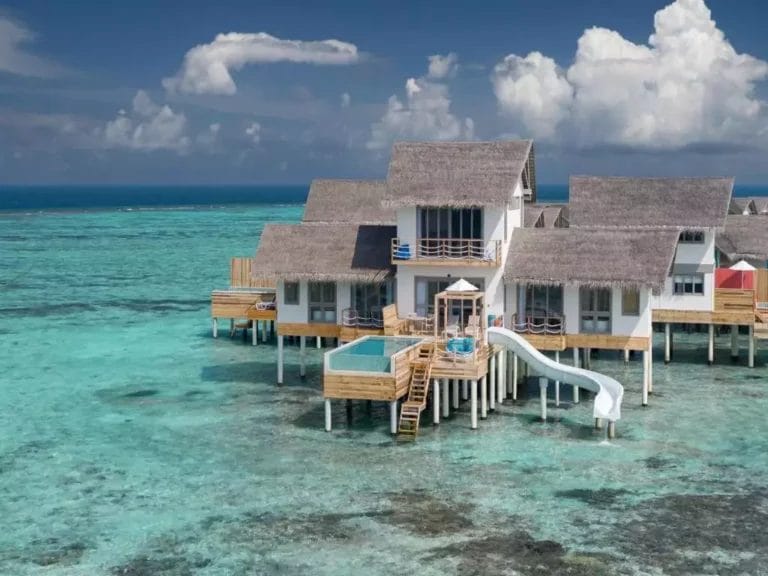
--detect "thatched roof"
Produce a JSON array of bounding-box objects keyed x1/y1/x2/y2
[
  {"x1": 252, "y1": 223, "x2": 395, "y2": 282},
  {"x1": 524, "y1": 205, "x2": 544, "y2": 228},
  {"x1": 716, "y1": 216, "x2": 768, "y2": 262},
  {"x1": 569, "y1": 176, "x2": 733, "y2": 230},
  {"x1": 525, "y1": 203, "x2": 568, "y2": 228},
  {"x1": 729, "y1": 196, "x2": 768, "y2": 216},
  {"x1": 385, "y1": 140, "x2": 534, "y2": 208},
  {"x1": 504, "y1": 228, "x2": 679, "y2": 291},
  {"x1": 303, "y1": 179, "x2": 394, "y2": 225}
]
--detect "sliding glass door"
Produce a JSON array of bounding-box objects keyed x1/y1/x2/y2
[{"x1": 580, "y1": 287, "x2": 611, "y2": 333}]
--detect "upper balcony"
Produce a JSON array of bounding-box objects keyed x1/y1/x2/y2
[{"x1": 391, "y1": 238, "x2": 502, "y2": 267}]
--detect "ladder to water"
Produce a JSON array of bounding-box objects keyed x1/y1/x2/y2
[{"x1": 397, "y1": 344, "x2": 435, "y2": 440}]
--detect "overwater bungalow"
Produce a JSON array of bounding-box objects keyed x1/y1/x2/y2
[{"x1": 210, "y1": 139, "x2": 766, "y2": 439}]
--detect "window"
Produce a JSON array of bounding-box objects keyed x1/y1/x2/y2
[
  {"x1": 284, "y1": 281, "x2": 299, "y2": 305},
  {"x1": 308, "y1": 282, "x2": 336, "y2": 323},
  {"x1": 622, "y1": 288, "x2": 640, "y2": 316},
  {"x1": 351, "y1": 281, "x2": 394, "y2": 318},
  {"x1": 580, "y1": 288, "x2": 611, "y2": 333},
  {"x1": 521, "y1": 285, "x2": 563, "y2": 318},
  {"x1": 673, "y1": 274, "x2": 704, "y2": 295},
  {"x1": 415, "y1": 277, "x2": 484, "y2": 317},
  {"x1": 679, "y1": 230, "x2": 704, "y2": 243},
  {"x1": 418, "y1": 207, "x2": 483, "y2": 240}
]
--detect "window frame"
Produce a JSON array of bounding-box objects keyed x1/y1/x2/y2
[
  {"x1": 672, "y1": 274, "x2": 705, "y2": 295},
  {"x1": 679, "y1": 230, "x2": 705, "y2": 244},
  {"x1": 350, "y1": 280, "x2": 394, "y2": 318},
  {"x1": 580, "y1": 287, "x2": 612, "y2": 334},
  {"x1": 284, "y1": 281, "x2": 300, "y2": 305},
  {"x1": 308, "y1": 281, "x2": 337, "y2": 323},
  {"x1": 621, "y1": 288, "x2": 640, "y2": 316}
]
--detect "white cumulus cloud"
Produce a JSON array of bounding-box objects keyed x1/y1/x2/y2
[
  {"x1": 0, "y1": 16, "x2": 61, "y2": 77},
  {"x1": 427, "y1": 52, "x2": 458, "y2": 79},
  {"x1": 163, "y1": 32, "x2": 360, "y2": 95},
  {"x1": 367, "y1": 55, "x2": 474, "y2": 150},
  {"x1": 104, "y1": 91, "x2": 190, "y2": 152},
  {"x1": 492, "y1": 0, "x2": 768, "y2": 149},
  {"x1": 245, "y1": 121, "x2": 261, "y2": 144}
]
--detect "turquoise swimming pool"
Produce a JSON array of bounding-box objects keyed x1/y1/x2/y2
[{"x1": 327, "y1": 336, "x2": 424, "y2": 372}]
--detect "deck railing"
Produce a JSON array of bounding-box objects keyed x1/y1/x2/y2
[
  {"x1": 511, "y1": 313, "x2": 565, "y2": 335},
  {"x1": 391, "y1": 238, "x2": 501, "y2": 266},
  {"x1": 341, "y1": 308, "x2": 384, "y2": 329}
]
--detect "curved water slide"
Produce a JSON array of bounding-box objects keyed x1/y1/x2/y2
[{"x1": 487, "y1": 327, "x2": 624, "y2": 435}]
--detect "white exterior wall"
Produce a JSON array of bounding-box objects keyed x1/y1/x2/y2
[
  {"x1": 276, "y1": 280, "x2": 348, "y2": 325},
  {"x1": 396, "y1": 206, "x2": 418, "y2": 247},
  {"x1": 561, "y1": 286, "x2": 651, "y2": 338},
  {"x1": 652, "y1": 232, "x2": 716, "y2": 312}
]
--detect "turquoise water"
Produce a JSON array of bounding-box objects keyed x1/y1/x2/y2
[
  {"x1": 328, "y1": 337, "x2": 424, "y2": 373},
  {"x1": 2, "y1": 205, "x2": 768, "y2": 575}
]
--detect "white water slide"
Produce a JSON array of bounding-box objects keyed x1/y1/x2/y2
[{"x1": 487, "y1": 327, "x2": 625, "y2": 436}]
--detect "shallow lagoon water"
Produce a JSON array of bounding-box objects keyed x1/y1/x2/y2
[{"x1": 1, "y1": 206, "x2": 767, "y2": 575}]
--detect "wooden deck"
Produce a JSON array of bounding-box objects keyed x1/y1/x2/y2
[{"x1": 211, "y1": 290, "x2": 275, "y2": 319}]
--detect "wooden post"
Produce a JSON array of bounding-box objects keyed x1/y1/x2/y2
[
  {"x1": 489, "y1": 354, "x2": 496, "y2": 412},
  {"x1": 442, "y1": 378, "x2": 449, "y2": 418},
  {"x1": 433, "y1": 379, "x2": 440, "y2": 425},
  {"x1": 262, "y1": 320, "x2": 268, "y2": 343},
  {"x1": 316, "y1": 336, "x2": 321, "y2": 349},
  {"x1": 623, "y1": 349, "x2": 630, "y2": 364},
  {"x1": 749, "y1": 324, "x2": 755, "y2": 368},
  {"x1": 452, "y1": 379, "x2": 459, "y2": 409},
  {"x1": 480, "y1": 376, "x2": 488, "y2": 419},
  {"x1": 230, "y1": 319, "x2": 235, "y2": 337},
  {"x1": 277, "y1": 335, "x2": 284, "y2": 385},
  {"x1": 648, "y1": 340, "x2": 654, "y2": 394},
  {"x1": 595, "y1": 418, "x2": 603, "y2": 429},
  {"x1": 252, "y1": 321, "x2": 258, "y2": 346},
  {"x1": 461, "y1": 379, "x2": 468, "y2": 401},
  {"x1": 554, "y1": 350, "x2": 560, "y2": 407},
  {"x1": 212, "y1": 317, "x2": 218, "y2": 338},
  {"x1": 642, "y1": 349, "x2": 649, "y2": 406},
  {"x1": 572, "y1": 347, "x2": 580, "y2": 403},
  {"x1": 539, "y1": 377, "x2": 548, "y2": 422},
  {"x1": 664, "y1": 323, "x2": 671, "y2": 364},
  {"x1": 470, "y1": 379, "x2": 478, "y2": 430},
  {"x1": 497, "y1": 351, "x2": 505, "y2": 405},
  {"x1": 390, "y1": 401, "x2": 398, "y2": 435},
  {"x1": 608, "y1": 421, "x2": 616, "y2": 439},
  {"x1": 512, "y1": 353, "x2": 519, "y2": 401},
  {"x1": 506, "y1": 350, "x2": 513, "y2": 397},
  {"x1": 731, "y1": 324, "x2": 739, "y2": 361},
  {"x1": 299, "y1": 336, "x2": 306, "y2": 378},
  {"x1": 324, "y1": 399, "x2": 332, "y2": 432},
  {"x1": 708, "y1": 324, "x2": 715, "y2": 365}
]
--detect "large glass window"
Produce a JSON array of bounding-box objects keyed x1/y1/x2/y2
[
  {"x1": 580, "y1": 287, "x2": 611, "y2": 333},
  {"x1": 523, "y1": 285, "x2": 563, "y2": 318},
  {"x1": 284, "y1": 281, "x2": 299, "y2": 305},
  {"x1": 418, "y1": 207, "x2": 483, "y2": 240},
  {"x1": 415, "y1": 277, "x2": 484, "y2": 317},
  {"x1": 308, "y1": 282, "x2": 336, "y2": 323},
  {"x1": 673, "y1": 274, "x2": 704, "y2": 295},
  {"x1": 679, "y1": 230, "x2": 704, "y2": 244},
  {"x1": 351, "y1": 281, "x2": 394, "y2": 318},
  {"x1": 622, "y1": 288, "x2": 640, "y2": 316}
]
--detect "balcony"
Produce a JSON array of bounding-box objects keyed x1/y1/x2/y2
[
  {"x1": 391, "y1": 238, "x2": 501, "y2": 267},
  {"x1": 511, "y1": 313, "x2": 565, "y2": 335}
]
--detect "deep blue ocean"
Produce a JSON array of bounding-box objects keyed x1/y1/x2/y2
[{"x1": 2, "y1": 184, "x2": 764, "y2": 212}]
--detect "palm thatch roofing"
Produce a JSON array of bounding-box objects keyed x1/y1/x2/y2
[
  {"x1": 525, "y1": 204, "x2": 568, "y2": 228},
  {"x1": 569, "y1": 176, "x2": 733, "y2": 230},
  {"x1": 504, "y1": 228, "x2": 679, "y2": 291},
  {"x1": 729, "y1": 196, "x2": 768, "y2": 215},
  {"x1": 385, "y1": 140, "x2": 534, "y2": 208},
  {"x1": 303, "y1": 179, "x2": 394, "y2": 225},
  {"x1": 716, "y1": 216, "x2": 768, "y2": 262},
  {"x1": 524, "y1": 205, "x2": 544, "y2": 228},
  {"x1": 252, "y1": 223, "x2": 396, "y2": 282}
]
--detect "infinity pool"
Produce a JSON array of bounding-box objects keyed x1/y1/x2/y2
[{"x1": 327, "y1": 336, "x2": 424, "y2": 372}]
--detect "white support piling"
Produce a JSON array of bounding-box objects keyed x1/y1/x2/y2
[
  {"x1": 230, "y1": 319, "x2": 235, "y2": 336},
  {"x1": 539, "y1": 377, "x2": 548, "y2": 422},
  {"x1": 512, "y1": 353, "x2": 519, "y2": 401},
  {"x1": 252, "y1": 321, "x2": 258, "y2": 346},
  {"x1": 708, "y1": 324, "x2": 715, "y2": 365},
  {"x1": 212, "y1": 317, "x2": 218, "y2": 338},
  {"x1": 442, "y1": 378, "x2": 450, "y2": 418},
  {"x1": 497, "y1": 351, "x2": 505, "y2": 405},
  {"x1": 316, "y1": 336, "x2": 321, "y2": 349},
  {"x1": 749, "y1": 324, "x2": 755, "y2": 368},
  {"x1": 262, "y1": 320, "x2": 268, "y2": 343},
  {"x1": 623, "y1": 348, "x2": 630, "y2": 364},
  {"x1": 480, "y1": 376, "x2": 488, "y2": 419},
  {"x1": 461, "y1": 379, "x2": 468, "y2": 401},
  {"x1": 277, "y1": 335, "x2": 284, "y2": 385},
  {"x1": 642, "y1": 349, "x2": 649, "y2": 406},
  {"x1": 572, "y1": 347, "x2": 580, "y2": 404},
  {"x1": 390, "y1": 401, "x2": 398, "y2": 435},
  {"x1": 648, "y1": 342, "x2": 654, "y2": 394},
  {"x1": 664, "y1": 323, "x2": 671, "y2": 364},
  {"x1": 608, "y1": 421, "x2": 616, "y2": 439},
  {"x1": 595, "y1": 418, "x2": 603, "y2": 430},
  {"x1": 470, "y1": 379, "x2": 478, "y2": 429},
  {"x1": 506, "y1": 350, "x2": 513, "y2": 397},
  {"x1": 299, "y1": 336, "x2": 306, "y2": 378},
  {"x1": 489, "y1": 354, "x2": 496, "y2": 411},
  {"x1": 731, "y1": 324, "x2": 739, "y2": 360},
  {"x1": 554, "y1": 351, "x2": 560, "y2": 407},
  {"x1": 452, "y1": 379, "x2": 459, "y2": 409},
  {"x1": 433, "y1": 379, "x2": 440, "y2": 425},
  {"x1": 324, "y1": 399, "x2": 332, "y2": 432}
]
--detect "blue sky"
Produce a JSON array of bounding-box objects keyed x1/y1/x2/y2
[{"x1": 1, "y1": 0, "x2": 767, "y2": 184}]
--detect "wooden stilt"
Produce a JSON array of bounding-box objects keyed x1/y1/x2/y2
[
  {"x1": 461, "y1": 379, "x2": 468, "y2": 401},
  {"x1": 324, "y1": 399, "x2": 332, "y2": 432},
  {"x1": 316, "y1": 336, "x2": 321, "y2": 349},
  {"x1": 441, "y1": 378, "x2": 449, "y2": 418},
  {"x1": 554, "y1": 350, "x2": 560, "y2": 407},
  {"x1": 277, "y1": 335, "x2": 284, "y2": 385},
  {"x1": 452, "y1": 379, "x2": 459, "y2": 409},
  {"x1": 623, "y1": 348, "x2": 630, "y2": 364},
  {"x1": 489, "y1": 354, "x2": 496, "y2": 411},
  {"x1": 262, "y1": 320, "x2": 268, "y2": 343},
  {"x1": 252, "y1": 321, "x2": 258, "y2": 346},
  {"x1": 480, "y1": 376, "x2": 487, "y2": 419},
  {"x1": 299, "y1": 336, "x2": 306, "y2": 378},
  {"x1": 749, "y1": 324, "x2": 755, "y2": 368},
  {"x1": 389, "y1": 401, "x2": 398, "y2": 435},
  {"x1": 572, "y1": 347, "x2": 580, "y2": 403},
  {"x1": 433, "y1": 379, "x2": 440, "y2": 425},
  {"x1": 512, "y1": 353, "x2": 519, "y2": 401},
  {"x1": 708, "y1": 324, "x2": 715, "y2": 365},
  {"x1": 731, "y1": 324, "x2": 739, "y2": 361},
  {"x1": 539, "y1": 377, "x2": 548, "y2": 422},
  {"x1": 664, "y1": 323, "x2": 671, "y2": 364},
  {"x1": 470, "y1": 379, "x2": 478, "y2": 429},
  {"x1": 212, "y1": 317, "x2": 218, "y2": 338},
  {"x1": 648, "y1": 340, "x2": 654, "y2": 394},
  {"x1": 642, "y1": 349, "x2": 649, "y2": 406},
  {"x1": 506, "y1": 350, "x2": 513, "y2": 397}
]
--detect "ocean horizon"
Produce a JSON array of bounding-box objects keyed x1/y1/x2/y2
[{"x1": 2, "y1": 183, "x2": 767, "y2": 213}]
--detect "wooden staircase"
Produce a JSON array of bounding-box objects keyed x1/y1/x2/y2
[{"x1": 397, "y1": 344, "x2": 435, "y2": 440}]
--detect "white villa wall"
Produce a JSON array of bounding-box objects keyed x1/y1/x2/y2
[
  {"x1": 563, "y1": 286, "x2": 651, "y2": 337},
  {"x1": 396, "y1": 206, "x2": 418, "y2": 246},
  {"x1": 653, "y1": 232, "x2": 716, "y2": 311},
  {"x1": 277, "y1": 280, "x2": 348, "y2": 325}
]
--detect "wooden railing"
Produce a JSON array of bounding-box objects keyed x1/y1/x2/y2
[
  {"x1": 341, "y1": 308, "x2": 384, "y2": 328},
  {"x1": 512, "y1": 313, "x2": 565, "y2": 335},
  {"x1": 391, "y1": 238, "x2": 501, "y2": 266},
  {"x1": 714, "y1": 288, "x2": 755, "y2": 312}
]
